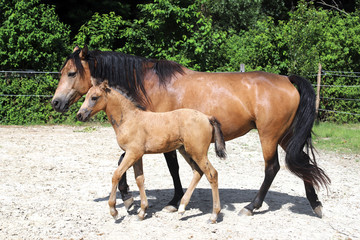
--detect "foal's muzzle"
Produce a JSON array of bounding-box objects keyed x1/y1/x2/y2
[{"x1": 76, "y1": 110, "x2": 91, "y2": 122}]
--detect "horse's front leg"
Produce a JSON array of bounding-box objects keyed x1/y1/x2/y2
[
  {"x1": 118, "y1": 152, "x2": 134, "y2": 210},
  {"x1": 109, "y1": 152, "x2": 138, "y2": 219},
  {"x1": 133, "y1": 159, "x2": 148, "y2": 220}
]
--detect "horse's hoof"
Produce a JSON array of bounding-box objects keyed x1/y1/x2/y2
[
  {"x1": 163, "y1": 205, "x2": 178, "y2": 213},
  {"x1": 238, "y1": 207, "x2": 253, "y2": 216},
  {"x1": 313, "y1": 205, "x2": 323, "y2": 218},
  {"x1": 110, "y1": 209, "x2": 118, "y2": 219},
  {"x1": 178, "y1": 204, "x2": 186, "y2": 214},
  {"x1": 208, "y1": 214, "x2": 218, "y2": 224},
  {"x1": 123, "y1": 197, "x2": 134, "y2": 211},
  {"x1": 137, "y1": 212, "x2": 145, "y2": 221},
  {"x1": 207, "y1": 218, "x2": 217, "y2": 224}
]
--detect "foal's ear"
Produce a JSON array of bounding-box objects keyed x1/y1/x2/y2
[
  {"x1": 73, "y1": 45, "x2": 80, "y2": 52},
  {"x1": 100, "y1": 80, "x2": 111, "y2": 93},
  {"x1": 79, "y1": 45, "x2": 88, "y2": 59}
]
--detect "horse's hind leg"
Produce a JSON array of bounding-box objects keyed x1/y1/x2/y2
[
  {"x1": 177, "y1": 148, "x2": 203, "y2": 214},
  {"x1": 240, "y1": 140, "x2": 280, "y2": 216},
  {"x1": 196, "y1": 157, "x2": 220, "y2": 223},
  {"x1": 301, "y1": 151, "x2": 323, "y2": 217},
  {"x1": 117, "y1": 152, "x2": 134, "y2": 211},
  {"x1": 133, "y1": 159, "x2": 148, "y2": 220},
  {"x1": 178, "y1": 148, "x2": 220, "y2": 223},
  {"x1": 279, "y1": 138, "x2": 324, "y2": 218},
  {"x1": 163, "y1": 151, "x2": 184, "y2": 212}
]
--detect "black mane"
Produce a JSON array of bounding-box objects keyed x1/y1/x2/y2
[{"x1": 63, "y1": 49, "x2": 184, "y2": 106}]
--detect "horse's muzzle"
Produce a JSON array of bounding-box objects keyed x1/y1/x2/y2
[
  {"x1": 51, "y1": 98, "x2": 70, "y2": 113},
  {"x1": 76, "y1": 111, "x2": 91, "y2": 122}
]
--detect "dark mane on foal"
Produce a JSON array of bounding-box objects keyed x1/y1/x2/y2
[
  {"x1": 111, "y1": 87, "x2": 147, "y2": 111},
  {"x1": 63, "y1": 49, "x2": 184, "y2": 106}
]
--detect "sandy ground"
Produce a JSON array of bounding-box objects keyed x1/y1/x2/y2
[{"x1": 0, "y1": 125, "x2": 359, "y2": 240}]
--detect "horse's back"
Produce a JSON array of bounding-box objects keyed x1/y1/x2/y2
[{"x1": 149, "y1": 70, "x2": 299, "y2": 141}]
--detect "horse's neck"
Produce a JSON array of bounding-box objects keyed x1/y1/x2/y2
[{"x1": 105, "y1": 91, "x2": 140, "y2": 127}]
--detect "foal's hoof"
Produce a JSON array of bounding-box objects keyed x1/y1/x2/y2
[
  {"x1": 137, "y1": 211, "x2": 146, "y2": 221},
  {"x1": 238, "y1": 207, "x2": 253, "y2": 216},
  {"x1": 110, "y1": 209, "x2": 119, "y2": 220},
  {"x1": 163, "y1": 205, "x2": 178, "y2": 213},
  {"x1": 313, "y1": 205, "x2": 323, "y2": 218},
  {"x1": 207, "y1": 218, "x2": 217, "y2": 224},
  {"x1": 123, "y1": 197, "x2": 134, "y2": 212},
  {"x1": 208, "y1": 215, "x2": 218, "y2": 224}
]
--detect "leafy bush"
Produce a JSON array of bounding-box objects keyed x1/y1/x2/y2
[
  {"x1": 120, "y1": 0, "x2": 227, "y2": 71},
  {"x1": 0, "y1": 74, "x2": 108, "y2": 125},
  {"x1": 0, "y1": 0, "x2": 70, "y2": 71},
  {"x1": 74, "y1": 12, "x2": 125, "y2": 51},
  {"x1": 315, "y1": 73, "x2": 360, "y2": 122}
]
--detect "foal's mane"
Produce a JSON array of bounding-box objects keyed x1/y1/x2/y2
[
  {"x1": 63, "y1": 49, "x2": 184, "y2": 106},
  {"x1": 110, "y1": 86, "x2": 147, "y2": 111}
]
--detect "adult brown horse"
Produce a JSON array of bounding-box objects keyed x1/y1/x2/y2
[{"x1": 52, "y1": 46, "x2": 330, "y2": 217}]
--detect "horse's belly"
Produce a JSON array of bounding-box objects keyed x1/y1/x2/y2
[{"x1": 144, "y1": 137, "x2": 182, "y2": 154}]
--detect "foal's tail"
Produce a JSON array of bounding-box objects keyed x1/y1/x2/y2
[
  {"x1": 286, "y1": 75, "x2": 330, "y2": 189},
  {"x1": 209, "y1": 117, "x2": 226, "y2": 159}
]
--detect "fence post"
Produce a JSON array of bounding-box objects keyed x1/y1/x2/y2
[
  {"x1": 315, "y1": 63, "x2": 322, "y2": 121},
  {"x1": 240, "y1": 63, "x2": 245, "y2": 72}
]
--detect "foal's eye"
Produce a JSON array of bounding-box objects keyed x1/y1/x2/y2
[
  {"x1": 91, "y1": 96, "x2": 99, "y2": 101},
  {"x1": 68, "y1": 72, "x2": 77, "y2": 77}
]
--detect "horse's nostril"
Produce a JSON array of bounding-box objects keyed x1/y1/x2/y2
[
  {"x1": 76, "y1": 113, "x2": 82, "y2": 121},
  {"x1": 52, "y1": 100, "x2": 59, "y2": 108}
]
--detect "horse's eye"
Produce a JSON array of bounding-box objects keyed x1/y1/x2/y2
[
  {"x1": 91, "y1": 96, "x2": 99, "y2": 101},
  {"x1": 68, "y1": 72, "x2": 77, "y2": 77}
]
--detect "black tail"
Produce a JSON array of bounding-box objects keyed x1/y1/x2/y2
[
  {"x1": 286, "y1": 75, "x2": 330, "y2": 189},
  {"x1": 209, "y1": 117, "x2": 226, "y2": 159}
]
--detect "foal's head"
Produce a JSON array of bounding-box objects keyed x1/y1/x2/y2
[{"x1": 76, "y1": 81, "x2": 111, "y2": 122}]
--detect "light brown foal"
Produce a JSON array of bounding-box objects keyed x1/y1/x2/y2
[{"x1": 77, "y1": 81, "x2": 226, "y2": 223}]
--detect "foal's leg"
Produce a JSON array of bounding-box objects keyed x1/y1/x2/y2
[
  {"x1": 177, "y1": 148, "x2": 203, "y2": 214},
  {"x1": 195, "y1": 156, "x2": 220, "y2": 223},
  {"x1": 163, "y1": 151, "x2": 184, "y2": 212},
  {"x1": 133, "y1": 159, "x2": 148, "y2": 220},
  {"x1": 109, "y1": 152, "x2": 139, "y2": 219},
  {"x1": 117, "y1": 152, "x2": 134, "y2": 210},
  {"x1": 179, "y1": 147, "x2": 221, "y2": 223},
  {"x1": 240, "y1": 140, "x2": 280, "y2": 216}
]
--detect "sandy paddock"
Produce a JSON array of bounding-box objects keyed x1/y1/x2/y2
[{"x1": 0, "y1": 125, "x2": 359, "y2": 239}]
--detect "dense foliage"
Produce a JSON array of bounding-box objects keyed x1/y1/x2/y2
[
  {"x1": 0, "y1": 74, "x2": 107, "y2": 124},
  {"x1": 0, "y1": 0, "x2": 70, "y2": 71},
  {"x1": 1, "y1": 0, "x2": 359, "y2": 124}
]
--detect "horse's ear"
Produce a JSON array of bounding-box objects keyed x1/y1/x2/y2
[
  {"x1": 100, "y1": 80, "x2": 111, "y2": 93},
  {"x1": 79, "y1": 45, "x2": 88, "y2": 59},
  {"x1": 73, "y1": 45, "x2": 80, "y2": 52}
]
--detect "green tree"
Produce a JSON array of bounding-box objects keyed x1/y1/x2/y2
[
  {"x1": 74, "y1": 12, "x2": 126, "y2": 51},
  {"x1": 0, "y1": 0, "x2": 70, "y2": 71},
  {"x1": 119, "y1": 0, "x2": 227, "y2": 71}
]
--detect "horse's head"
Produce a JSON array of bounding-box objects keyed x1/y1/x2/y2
[
  {"x1": 51, "y1": 46, "x2": 92, "y2": 113},
  {"x1": 77, "y1": 81, "x2": 110, "y2": 122}
]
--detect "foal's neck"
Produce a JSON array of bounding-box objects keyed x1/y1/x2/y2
[{"x1": 105, "y1": 90, "x2": 141, "y2": 127}]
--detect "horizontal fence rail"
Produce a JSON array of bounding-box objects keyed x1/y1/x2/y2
[
  {"x1": 313, "y1": 68, "x2": 360, "y2": 119},
  {"x1": 1, "y1": 69, "x2": 359, "y2": 122}
]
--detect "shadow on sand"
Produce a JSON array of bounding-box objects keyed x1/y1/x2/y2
[{"x1": 94, "y1": 187, "x2": 316, "y2": 223}]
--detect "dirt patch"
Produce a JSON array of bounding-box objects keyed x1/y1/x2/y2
[{"x1": 1, "y1": 125, "x2": 359, "y2": 239}]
